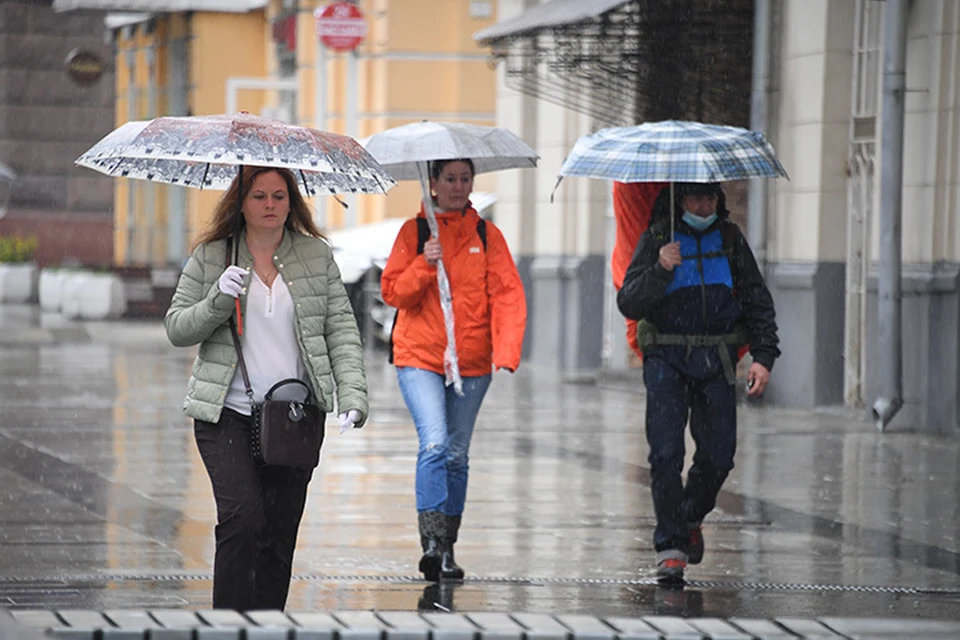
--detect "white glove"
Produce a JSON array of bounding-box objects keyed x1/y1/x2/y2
[
  {"x1": 218, "y1": 265, "x2": 248, "y2": 298},
  {"x1": 338, "y1": 409, "x2": 362, "y2": 434}
]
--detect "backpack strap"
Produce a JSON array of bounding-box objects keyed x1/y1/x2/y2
[
  {"x1": 717, "y1": 220, "x2": 741, "y2": 289},
  {"x1": 393, "y1": 216, "x2": 488, "y2": 364},
  {"x1": 415, "y1": 217, "x2": 430, "y2": 254},
  {"x1": 415, "y1": 216, "x2": 487, "y2": 253},
  {"x1": 476, "y1": 217, "x2": 487, "y2": 249}
]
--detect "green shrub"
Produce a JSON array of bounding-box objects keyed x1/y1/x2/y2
[{"x1": 0, "y1": 235, "x2": 38, "y2": 263}]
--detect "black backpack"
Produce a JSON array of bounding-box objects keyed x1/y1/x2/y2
[{"x1": 387, "y1": 217, "x2": 487, "y2": 363}]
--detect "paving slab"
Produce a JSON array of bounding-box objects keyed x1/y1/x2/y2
[{"x1": 0, "y1": 307, "x2": 959, "y2": 625}]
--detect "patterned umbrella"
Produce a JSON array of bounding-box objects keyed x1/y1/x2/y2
[
  {"x1": 558, "y1": 120, "x2": 789, "y2": 183},
  {"x1": 557, "y1": 120, "x2": 788, "y2": 239},
  {"x1": 77, "y1": 114, "x2": 396, "y2": 196}
]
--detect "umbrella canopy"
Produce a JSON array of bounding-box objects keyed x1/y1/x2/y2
[
  {"x1": 77, "y1": 114, "x2": 396, "y2": 196},
  {"x1": 559, "y1": 120, "x2": 789, "y2": 184},
  {"x1": 361, "y1": 121, "x2": 537, "y2": 395},
  {"x1": 360, "y1": 121, "x2": 538, "y2": 181},
  {"x1": 76, "y1": 113, "x2": 396, "y2": 338}
]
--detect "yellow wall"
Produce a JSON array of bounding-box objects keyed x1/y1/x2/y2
[
  {"x1": 114, "y1": 21, "x2": 165, "y2": 264},
  {"x1": 113, "y1": 1, "x2": 499, "y2": 262},
  {"x1": 189, "y1": 12, "x2": 268, "y2": 116},
  {"x1": 187, "y1": 12, "x2": 269, "y2": 250},
  {"x1": 113, "y1": 11, "x2": 269, "y2": 264},
  {"x1": 296, "y1": 0, "x2": 499, "y2": 227}
]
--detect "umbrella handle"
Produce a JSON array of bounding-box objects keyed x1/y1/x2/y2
[
  {"x1": 233, "y1": 164, "x2": 244, "y2": 336},
  {"x1": 670, "y1": 181, "x2": 675, "y2": 242}
]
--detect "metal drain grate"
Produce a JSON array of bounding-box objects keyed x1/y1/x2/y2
[{"x1": 0, "y1": 572, "x2": 958, "y2": 596}]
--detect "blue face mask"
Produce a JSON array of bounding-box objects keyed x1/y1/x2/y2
[{"x1": 683, "y1": 211, "x2": 717, "y2": 231}]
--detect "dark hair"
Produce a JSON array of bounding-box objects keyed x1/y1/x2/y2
[
  {"x1": 193, "y1": 166, "x2": 324, "y2": 250},
  {"x1": 650, "y1": 183, "x2": 729, "y2": 227},
  {"x1": 677, "y1": 182, "x2": 722, "y2": 197},
  {"x1": 430, "y1": 158, "x2": 475, "y2": 180}
]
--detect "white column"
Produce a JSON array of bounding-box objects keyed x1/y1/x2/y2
[{"x1": 344, "y1": 49, "x2": 359, "y2": 224}]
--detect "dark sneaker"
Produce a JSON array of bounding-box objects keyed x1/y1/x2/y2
[
  {"x1": 655, "y1": 550, "x2": 687, "y2": 584},
  {"x1": 688, "y1": 523, "x2": 704, "y2": 565}
]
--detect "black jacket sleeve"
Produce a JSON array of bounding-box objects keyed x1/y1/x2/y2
[
  {"x1": 617, "y1": 228, "x2": 674, "y2": 321},
  {"x1": 729, "y1": 224, "x2": 780, "y2": 371}
]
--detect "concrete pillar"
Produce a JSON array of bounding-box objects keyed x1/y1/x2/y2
[
  {"x1": 765, "y1": 0, "x2": 854, "y2": 407},
  {"x1": 493, "y1": 0, "x2": 608, "y2": 374}
]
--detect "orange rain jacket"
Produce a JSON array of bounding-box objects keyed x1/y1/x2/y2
[
  {"x1": 381, "y1": 205, "x2": 527, "y2": 377},
  {"x1": 611, "y1": 181, "x2": 667, "y2": 358}
]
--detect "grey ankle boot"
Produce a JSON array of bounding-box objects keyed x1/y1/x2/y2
[{"x1": 418, "y1": 511, "x2": 446, "y2": 581}]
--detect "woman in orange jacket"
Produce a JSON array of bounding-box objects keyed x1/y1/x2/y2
[{"x1": 381, "y1": 158, "x2": 527, "y2": 582}]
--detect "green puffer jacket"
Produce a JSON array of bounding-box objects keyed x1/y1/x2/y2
[{"x1": 164, "y1": 229, "x2": 368, "y2": 426}]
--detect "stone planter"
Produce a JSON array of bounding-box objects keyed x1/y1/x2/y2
[
  {"x1": 0, "y1": 262, "x2": 38, "y2": 303},
  {"x1": 60, "y1": 272, "x2": 127, "y2": 320},
  {"x1": 38, "y1": 268, "x2": 66, "y2": 312}
]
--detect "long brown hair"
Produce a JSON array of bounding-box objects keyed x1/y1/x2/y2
[{"x1": 193, "y1": 166, "x2": 325, "y2": 249}]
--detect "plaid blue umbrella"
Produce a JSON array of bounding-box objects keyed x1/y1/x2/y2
[{"x1": 558, "y1": 120, "x2": 789, "y2": 183}]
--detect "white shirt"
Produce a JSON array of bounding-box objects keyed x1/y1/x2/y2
[{"x1": 224, "y1": 272, "x2": 308, "y2": 416}]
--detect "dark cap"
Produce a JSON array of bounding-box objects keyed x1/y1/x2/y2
[{"x1": 677, "y1": 182, "x2": 722, "y2": 197}]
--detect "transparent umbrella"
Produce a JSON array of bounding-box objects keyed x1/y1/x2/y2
[{"x1": 77, "y1": 112, "x2": 397, "y2": 332}]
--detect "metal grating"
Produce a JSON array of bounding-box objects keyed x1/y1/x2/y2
[{"x1": 1, "y1": 572, "x2": 958, "y2": 596}]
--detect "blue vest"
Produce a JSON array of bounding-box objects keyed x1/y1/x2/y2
[{"x1": 665, "y1": 229, "x2": 734, "y2": 295}]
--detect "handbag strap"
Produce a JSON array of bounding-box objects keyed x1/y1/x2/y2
[{"x1": 225, "y1": 237, "x2": 256, "y2": 409}]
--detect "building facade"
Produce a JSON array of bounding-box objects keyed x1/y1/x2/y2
[
  {"x1": 0, "y1": 0, "x2": 116, "y2": 267},
  {"x1": 481, "y1": 0, "x2": 754, "y2": 374},
  {"x1": 484, "y1": 0, "x2": 960, "y2": 435},
  {"x1": 766, "y1": 0, "x2": 960, "y2": 434},
  {"x1": 54, "y1": 0, "x2": 500, "y2": 268}
]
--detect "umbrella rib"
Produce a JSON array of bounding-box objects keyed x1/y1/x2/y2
[{"x1": 299, "y1": 170, "x2": 311, "y2": 197}]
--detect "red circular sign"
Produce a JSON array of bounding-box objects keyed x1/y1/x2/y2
[{"x1": 314, "y1": 2, "x2": 367, "y2": 52}]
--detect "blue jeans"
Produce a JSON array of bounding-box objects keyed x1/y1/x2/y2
[{"x1": 396, "y1": 367, "x2": 492, "y2": 516}]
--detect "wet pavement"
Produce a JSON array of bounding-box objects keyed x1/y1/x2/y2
[{"x1": 1, "y1": 302, "x2": 960, "y2": 621}]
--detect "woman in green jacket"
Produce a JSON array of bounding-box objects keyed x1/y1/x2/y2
[{"x1": 164, "y1": 166, "x2": 368, "y2": 611}]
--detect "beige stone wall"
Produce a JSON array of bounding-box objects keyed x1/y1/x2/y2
[
  {"x1": 771, "y1": 0, "x2": 855, "y2": 264},
  {"x1": 898, "y1": 0, "x2": 960, "y2": 264},
  {"x1": 771, "y1": 0, "x2": 960, "y2": 266}
]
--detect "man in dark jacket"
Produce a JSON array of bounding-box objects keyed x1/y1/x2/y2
[{"x1": 617, "y1": 182, "x2": 780, "y2": 583}]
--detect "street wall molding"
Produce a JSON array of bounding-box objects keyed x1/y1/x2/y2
[{"x1": 865, "y1": 262, "x2": 960, "y2": 295}]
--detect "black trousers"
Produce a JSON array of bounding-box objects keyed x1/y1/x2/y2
[
  {"x1": 194, "y1": 408, "x2": 313, "y2": 611},
  {"x1": 643, "y1": 348, "x2": 737, "y2": 553}
]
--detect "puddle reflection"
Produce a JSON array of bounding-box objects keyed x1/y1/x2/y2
[{"x1": 417, "y1": 581, "x2": 461, "y2": 612}]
